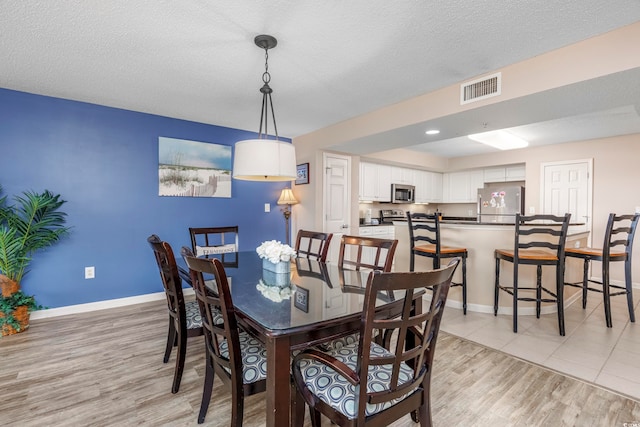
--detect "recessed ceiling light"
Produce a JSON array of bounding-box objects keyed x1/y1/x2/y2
[
  {"x1": 468, "y1": 130, "x2": 528, "y2": 150},
  {"x1": 425, "y1": 129, "x2": 440, "y2": 135}
]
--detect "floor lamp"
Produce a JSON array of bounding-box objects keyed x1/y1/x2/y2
[{"x1": 277, "y1": 188, "x2": 299, "y2": 245}]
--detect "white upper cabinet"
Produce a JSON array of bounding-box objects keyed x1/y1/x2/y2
[
  {"x1": 483, "y1": 167, "x2": 506, "y2": 183},
  {"x1": 483, "y1": 164, "x2": 526, "y2": 182},
  {"x1": 391, "y1": 166, "x2": 415, "y2": 185},
  {"x1": 443, "y1": 170, "x2": 484, "y2": 203},
  {"x1": 359, "y1": 162, "x2": 391, "y2": 202},
  {"x1": 505, "y1": 164, "x2": 526, "y2": 181}
]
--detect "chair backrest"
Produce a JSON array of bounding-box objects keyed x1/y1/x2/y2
[
  {"x1": 147, "y1": 234, "x2": 188, "y2": 327},
  {"x1": 189, "y1": 226, "x2": 239, "y2": 266},
  {"x1": 407, "y1": 211, "x2": 443, "y2": 254},
  {"x1": 602, "y1": 213, "x2": 640, "y2": 262},
  {"x1": 295, "y1": 229, "x2": 333, "y2": 262},
  {"x1": 353, "y1": 258, "x2": 460, "y2": 423},
  {"x1": 338, "y1": 235, "x2": 398, "y2": 272},
  {"x1": 181, "y1": 250, "x2": 243, "y2": 387},
  {"x1": 513, "y1": 213, "x2": 571, "y2": 262}
]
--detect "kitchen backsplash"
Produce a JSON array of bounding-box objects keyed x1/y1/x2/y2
[{"x1": 359, "y1": 202, "x2": 478, "y2": 220}]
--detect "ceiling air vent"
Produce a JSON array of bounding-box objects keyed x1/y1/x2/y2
[{"x1": 460, "y1": 72, "x2": 501, "y2": 105}]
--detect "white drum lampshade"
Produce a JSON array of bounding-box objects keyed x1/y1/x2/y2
[{"x1": 233, "y1": 139, "x2": 297, "y2": 181}]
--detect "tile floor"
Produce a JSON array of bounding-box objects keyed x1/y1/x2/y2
[{"x1": 439, "y1": 290, "x2": 640, "y2": 402}]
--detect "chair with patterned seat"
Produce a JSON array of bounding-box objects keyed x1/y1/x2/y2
[
  {"x1": 295, "y1": 229, "x2": 333, "y2": 262},
  {"x1": 292, "y1": 259, "x2": 460, "y2": 427},
  {"x1": 564, "y1": 213, "x2": 639, "y2": 327},
  {"x1": 182, "y1": 250, "x2": 267, "y2": 426},
  {"x1": 147, "y1": 234, "x2": 203, "y2": 394},
  {"x1": 407, "y1": 211, "x2": 468, "y2": 314}
]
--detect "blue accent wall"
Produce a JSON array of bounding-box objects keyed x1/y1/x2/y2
[{"x1": 0, "y1": 88, "x2": 291, "y2": 308}]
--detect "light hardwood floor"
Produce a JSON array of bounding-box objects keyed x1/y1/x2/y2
[{"x1": 1, "y1": 299, "x2": 639, "y2": 426}]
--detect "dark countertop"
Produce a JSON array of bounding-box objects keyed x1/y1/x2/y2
[{"x1": 392, "y1": 219, "x2": 586, "y2": 226}]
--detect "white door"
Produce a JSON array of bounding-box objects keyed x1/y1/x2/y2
[
  {"x1": 541, "y1": 159, "x2": 592, "y2": 235},
  {"x1": 323, "y1": 153, "x2": 351, "y2": 263}
]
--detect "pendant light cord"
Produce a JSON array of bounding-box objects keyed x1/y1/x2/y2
[{"x1": 258, "y1": 45, "x2": 278, "y2": 140}]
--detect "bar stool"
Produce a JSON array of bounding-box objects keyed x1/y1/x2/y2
[
  {"x1": 494, "y1": 213, "x2": 571, "y2": 335},
  {"x1": 564, "y1": 213, "x2": 639, "y2": 328},
  {"x1": 407, "y1": 211, "x2": 468, "y2": 314}
]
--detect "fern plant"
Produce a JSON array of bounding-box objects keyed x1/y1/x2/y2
[{"x1": 0, "y1": 185, "x2": 70, "y2": 283}]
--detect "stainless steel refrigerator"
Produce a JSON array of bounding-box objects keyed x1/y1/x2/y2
[{"x1": 477, "y1": 185, "x2": 525, "y2": 223}]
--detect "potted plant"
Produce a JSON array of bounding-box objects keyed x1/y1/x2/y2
[{"x1": 0, "y1": 185, "x2": 70, "y2": 336}]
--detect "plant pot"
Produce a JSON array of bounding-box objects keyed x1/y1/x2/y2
[
  {"x1": 0, "y1": 275, "x2": 19, "y2": 297},
  {"x1": 1, "y1": 304, "x2": 30, "y2": 336}
]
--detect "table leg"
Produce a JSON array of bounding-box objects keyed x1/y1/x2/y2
[{"x1": 266, "y1": 334, "x2": 291, "y2": 427}]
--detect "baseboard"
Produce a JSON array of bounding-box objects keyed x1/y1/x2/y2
[
  {"x1": 27, "y1": 278, "x2": 638, "y2": 320},
  {"x1": 30, "y1": 288, "x2": 195, "y2": 320}
]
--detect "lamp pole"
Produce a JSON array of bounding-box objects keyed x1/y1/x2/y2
[
  {"x1": 277, "y1": 188, "x2": 299, "y2": 246},
  {"x1": 282, "y1": 205, "x2": 292, "y2": 245}
]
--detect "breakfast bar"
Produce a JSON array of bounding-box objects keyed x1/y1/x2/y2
[{"x1": 392, "y1": 219, "x2": 589, "y2": 314}]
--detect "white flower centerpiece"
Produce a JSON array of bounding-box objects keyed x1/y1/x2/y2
[
  {"x1": 256, "y1": 240, "x2": 296, "y2": 273},
  {"x1": 256, "y1": 240, "x2": 297, "y2": 290}
]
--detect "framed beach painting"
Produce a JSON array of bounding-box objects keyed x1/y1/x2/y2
[{"x1": 158, "y1": 137, "x2": 232, "y2": 198}]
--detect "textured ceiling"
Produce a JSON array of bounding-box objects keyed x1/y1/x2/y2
[{"x1": 2, "y1": 1, "x2": 640, "y2": 157}]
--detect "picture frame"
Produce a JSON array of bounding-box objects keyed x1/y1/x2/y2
[
  {"x1": 296, "y1": 163, "x2": 310, "y2": 185},
  {"x1": 294, "y1": 285, "x2": 309, "y2": 313}
]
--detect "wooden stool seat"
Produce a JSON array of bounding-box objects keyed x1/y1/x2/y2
[
  {"x1": 495, "y1": 248, "x2": 559, "y2": 261},
  {"x1": 414, "y1": 244, "x2": 468, "y2": 256},
  {"x1": 565, "y1": 247, "x2": 626, "y2": 258}
]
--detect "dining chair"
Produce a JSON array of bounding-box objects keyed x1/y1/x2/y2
[
  {"x1": 181, "y1": 249, "x2": 267, "y2": 426},
  {"x1": 337, "y1": 235, "x2": 398, "y2": 272},
  {"x1": 189, "y1": 226, "x2": 239, "y2": 267},
  {"x1": 324, "y1": 235, "x2": 398, "y2": 350},
  {"x1": 292, "y1": 258, "x2": 460, "y2": 427},
  {"x1": 147, "y1": 234, "x2": 204, "y2": 394},
  {"x1": 494, "y1": 213, "x2": 571, "y2": 336},
  {"x1": 407, "y1": 211, "x2": 468, "y2": 314},
  {"x1": 565, "y1": 213, "x2": 639, "y2": 327},
  {"x1": 295, "y1": 229, "x2": 333, "y2": 262}
]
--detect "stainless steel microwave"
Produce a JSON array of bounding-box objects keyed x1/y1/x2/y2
[{"x1": 391, "y1": 183, "x2": 415, "y2": 204}]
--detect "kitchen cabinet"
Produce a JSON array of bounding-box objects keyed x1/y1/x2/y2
[
  {"x1": 505, "y1": 164, "x2": 526, "y2": 181},
  {"x1": 414, "y1": 170, "x2": 443, "y2": 203},
  {"x1": 359, "y1": 162, "x2": 391, "y2": 202},
  {"x1": 483, "y1": 164, "x2": 526, "y2": 183},
  {"x1": 443, "y1": 170, "x2": 484, "y2": 203},
  {"x1": 391, "y1": 166, "x2": 415, "y2": 185}
]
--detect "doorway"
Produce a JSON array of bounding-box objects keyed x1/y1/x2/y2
[
  {"x1": 541, "y1": 159, "x2": 593, "y2": 237},
  {"x1": 322, "y1": 153, "x2": 351, "y2": 263}
]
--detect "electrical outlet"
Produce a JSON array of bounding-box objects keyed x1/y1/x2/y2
[
  {"x1": 264, "y1": 203, "x2": 270, "y2": 213},
  {"x1": 529, "y1": 206, "x2": 535, "y2": 214},
  {"x1": 85, "y1": 266, "x2": 95, "y2": 279}
]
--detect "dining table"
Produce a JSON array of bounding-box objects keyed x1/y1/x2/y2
[{"x1": 181, "y1": 251, "x2": 423, "y2": 427}]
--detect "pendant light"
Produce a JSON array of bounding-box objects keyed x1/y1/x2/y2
[{"x1": 233, "y1": 35, "x2": 297, "y2": 181}]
